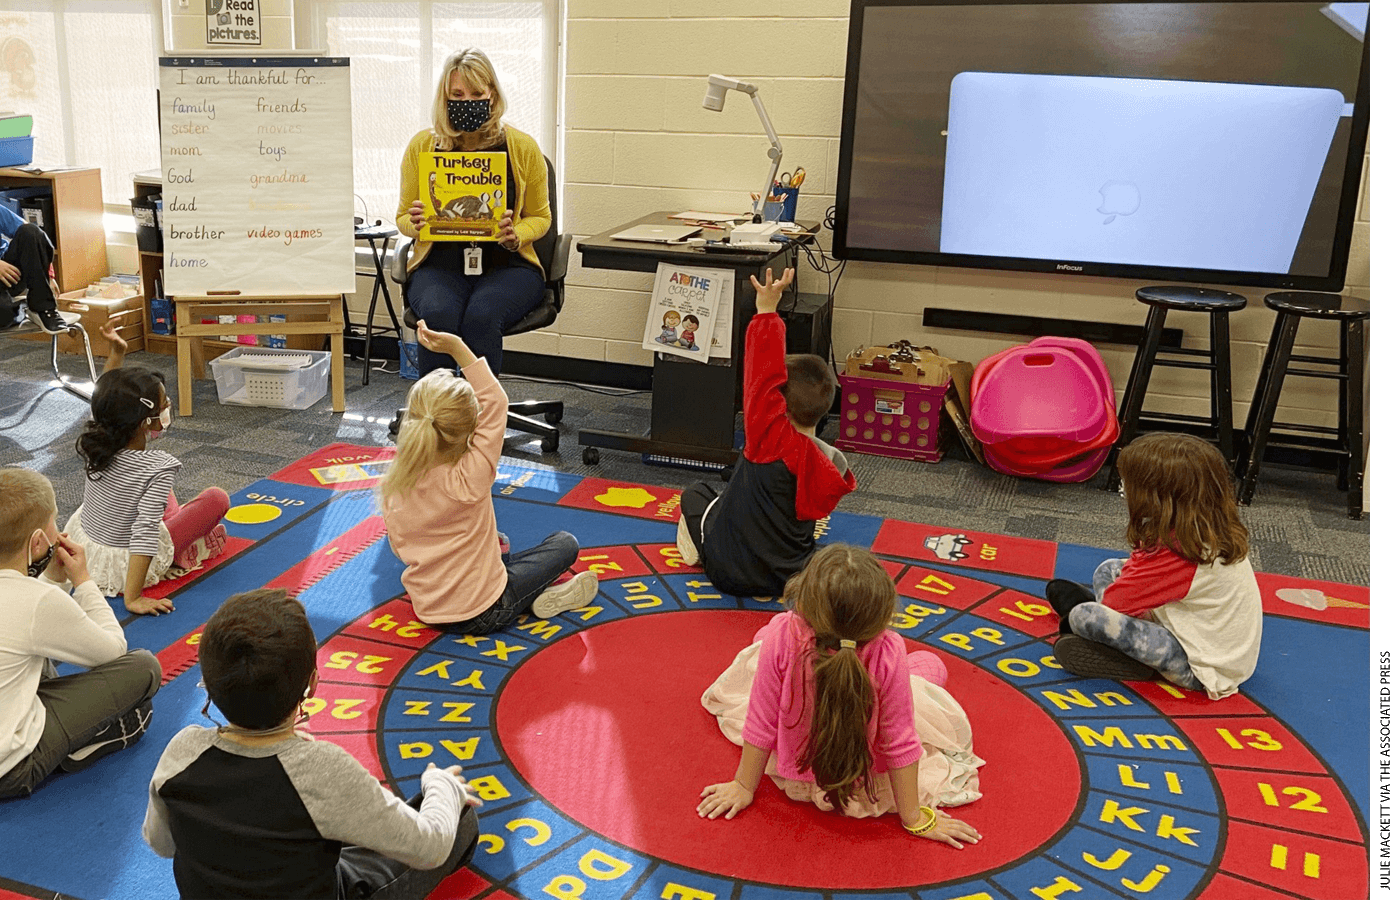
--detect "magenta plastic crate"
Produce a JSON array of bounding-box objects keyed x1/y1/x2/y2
[{"x1": 835, "y1": 372, "x2": 949, "y2": 462}]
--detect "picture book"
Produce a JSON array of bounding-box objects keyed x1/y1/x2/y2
[
  {"x1": 642, "y1": 263, "x2": 725, "y2": 364},
  {"x1": 419, "y1": 151, "x2": 507, "y2": 240}
]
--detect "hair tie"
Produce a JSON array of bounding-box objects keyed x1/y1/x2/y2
[{"x1": 839, "y1": 639, "x2": 856, "y2": 650}]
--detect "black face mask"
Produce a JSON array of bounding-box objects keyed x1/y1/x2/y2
[
  {"x1": 27, "y1": 531, "x2": 54, "y2": 578},
  {"x1": 447, "y1": 98, "x2": 491, "y2": 132}
]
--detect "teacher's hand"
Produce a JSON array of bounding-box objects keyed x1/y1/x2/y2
[
  {"x1": 408, "y1": 200, "x2": 426, "y2": 233},
  {"x1": 497, "y1": 209, "x2": 519, "y2": 253}
]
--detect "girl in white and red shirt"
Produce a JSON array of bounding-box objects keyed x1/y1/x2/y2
[
  {"x1": 698, "y1": 544, "x2": 984, "y2": 847},
  {"x1": 1047, "y1": 432, "x2": 1263, "y2": 699},
  {"x1": 379, "y1": 321, "x2": 597, "y2": 635}
]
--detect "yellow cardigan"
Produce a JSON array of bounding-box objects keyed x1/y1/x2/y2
[{"x1": 396, "y1": 125, "x2": 551, "y2": 277}]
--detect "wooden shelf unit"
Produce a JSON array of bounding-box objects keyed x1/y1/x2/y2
[{"x1": 0, "y1": 166, "x2": 108, "y2": 293}]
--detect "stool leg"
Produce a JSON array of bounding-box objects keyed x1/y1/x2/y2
[
  {"x1": 1104, "y1": 304, "x2": 1166, "y2": 491},
  {"x1": 1210, "y1": 309, "x2": 1236, "y2": 467},
  {"x1": 1238, "y1": 313, "x2": 1299, "y2": 506},
  {"x1": 1238, "y1": 310, "x2": 1289, "y2": 478},
  {"x1": 1343, "y1": 317, "x2": 1365, "y2": 518}
]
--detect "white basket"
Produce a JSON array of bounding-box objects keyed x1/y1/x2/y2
[{"x1": 209, "y1": 347, "x2": 330, "y2": 410}]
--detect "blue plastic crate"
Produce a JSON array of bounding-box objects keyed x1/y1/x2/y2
[{"x1": 0, "y1": 136, "x2": 34, "y2": 168}]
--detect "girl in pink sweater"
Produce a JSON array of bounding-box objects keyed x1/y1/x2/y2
[
  {"x1": 380, "y1": 322, "x2": 597, "y2": 634},
  {"x1": 698, "y1": 544, "x2": 984, "y2": 847}
]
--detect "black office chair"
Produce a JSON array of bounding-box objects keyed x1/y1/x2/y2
[{"x1": 389, "y1": 157, "x2": 571, "y2": 453}]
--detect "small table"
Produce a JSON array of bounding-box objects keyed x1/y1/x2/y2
[
  {"x1": 575, "y1": 212, "x2": 816, "y2": 467},
  {"x1": 346, "y1": 222, "x2": 402, "y2": 385},
  {"x1": 172, "y1": 294, "x2": 345, "y2": 416}
]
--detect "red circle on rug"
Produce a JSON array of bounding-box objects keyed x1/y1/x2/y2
[{"x1": 496, "y1": 609, "x2": 1081, "y2": 890}]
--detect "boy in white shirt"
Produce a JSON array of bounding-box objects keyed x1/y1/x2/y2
[{"x1": 0, "y1": 467, "x2": 163, "y2": 798}]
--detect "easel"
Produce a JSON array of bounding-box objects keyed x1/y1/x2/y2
[{"x1": 173, "y1": 294, "x2": 346, "y2": 417}]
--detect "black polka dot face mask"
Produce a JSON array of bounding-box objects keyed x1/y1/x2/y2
[{"x1": 448, "y1": 98, "x2": 491, "y2": 132}]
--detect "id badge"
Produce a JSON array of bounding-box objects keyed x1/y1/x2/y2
[{"x1": 464, "y1": 246, "x2": 483, "y2": 275}]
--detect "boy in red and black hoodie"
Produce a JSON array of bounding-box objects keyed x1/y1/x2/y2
[{"x1": 676, "y1": 268, "x2": 857, "y2": 598}]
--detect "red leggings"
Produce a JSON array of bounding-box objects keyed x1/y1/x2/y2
[{"x1": 162, "y1": 488, "x2": 230, "y2": 558}]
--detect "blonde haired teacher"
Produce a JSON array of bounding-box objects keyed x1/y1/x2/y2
[{"x1": 397, "y1": 47, "x2": 552, "y2": 377}]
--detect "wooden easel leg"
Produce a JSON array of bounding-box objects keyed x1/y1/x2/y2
[
  {"x1": 175, "y1": 304, "x2": 194, "y2": 416},
  {"x1": 329, "y1": 297, "x2": 346, "y2": 412}
]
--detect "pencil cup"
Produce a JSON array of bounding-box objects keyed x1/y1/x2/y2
[{"x1": 763, "y1": 188, "x2": 799, "y2": 223}]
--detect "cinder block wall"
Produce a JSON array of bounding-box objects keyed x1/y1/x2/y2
[{"x1": 545, "y1": 3, "x2": 1370, "y2": 432}]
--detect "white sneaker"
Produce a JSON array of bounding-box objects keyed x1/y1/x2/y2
[
  {"x1": 675, "y1": 517, "x2": 700, "y2": 566},
  {"x1": 531, "y1": 570, "x2": 599, "y2": 618}
]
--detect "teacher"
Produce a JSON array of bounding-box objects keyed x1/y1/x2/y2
[{"x1": 397, "y1": 48, "x2": 551, "y2": 377}]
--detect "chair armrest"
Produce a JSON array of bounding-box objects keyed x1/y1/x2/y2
[
  {"x1": 548, "y1": 234, "x2": 572, "y2": 286},
  {"x1": 390, "y1": 236, "x2": 414, "y2": 285}
]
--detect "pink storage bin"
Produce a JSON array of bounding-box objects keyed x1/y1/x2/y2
[
  {"x1": 836, "y1": 372, "x2": 949, "y2": 463},
  {"x1": 971, "y1": 346, "x2": 1108, "y2": 446}
]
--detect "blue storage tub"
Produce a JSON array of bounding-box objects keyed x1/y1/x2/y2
[{"x1": 0, "y1": 136, "x2": 34, "y2": 168}]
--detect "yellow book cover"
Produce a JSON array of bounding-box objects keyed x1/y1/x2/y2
[{"x1": 419, "y1": 151, "x2": 507, "y2": 240}]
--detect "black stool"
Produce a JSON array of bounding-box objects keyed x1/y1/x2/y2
[
  {"x1": 1236, "y1": 292, "x2": 1368, "y2": 519},
  {"x1": 1104, "y1": 286, "x2": 1248, "y2": 491}
]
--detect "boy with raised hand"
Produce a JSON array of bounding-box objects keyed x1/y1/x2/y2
[
  {"x1": 144, "y1": 588, "x2": 482, "y2": 899},
  {"x1": 677, "y1": 267, "x2": 857, "y2": 598},
  {"x1": 0, "y1": 466, "x2": 162, "y2": 799}
]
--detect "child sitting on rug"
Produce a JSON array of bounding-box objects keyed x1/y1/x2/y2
[
  {"x1": 0, "y1": 467, "x2": 162, "y2": 799},
  {"x1": 69, "y1": 326, "x2": 229, "y2": 616},
  {"x1": 1045, "y1": 432, "x2": 1263, "y2": 699},
  {"x1": 143, "y1": 588, "x2": 482, "y2": 900},
  {"x1": 676, "y1": 268, "x2": 856, "y2": 598},
  {"x1": 698, "y1": 544, "x2": 984, "y2": 846},
  {"x1": 380, "y1": 321, "x2": 597, "y2": 634}
]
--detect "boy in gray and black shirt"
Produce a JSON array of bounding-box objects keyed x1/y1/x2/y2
[{"x1": 143, "y1": 589, "x2": 481, "y2": 899}]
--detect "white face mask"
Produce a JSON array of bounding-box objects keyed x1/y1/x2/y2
[{"x1": 148, "y1": 405, "x2": 171, "y2": 440}]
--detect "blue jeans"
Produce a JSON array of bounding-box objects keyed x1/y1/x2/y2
[
  {"x1": 1072, "y1": 558, "x2": 1204, "y2": 690},
  {"x1": 405, "y1": 253, "x2": 544, "y2": 376},
  {"x1": 436, "y1": 531, "x2": 580, "y2": 635}
]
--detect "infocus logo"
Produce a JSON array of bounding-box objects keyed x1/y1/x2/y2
[{"x1": 1056, "y1": 263, "x2": 1084, "y2": 272}]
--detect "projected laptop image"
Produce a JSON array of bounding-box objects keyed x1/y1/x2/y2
[
  {"x1": 938, "y1": 73, "x2": 1345, "y2": 273},
  {"x1": 611, "y1": 224, "x2": 702, "y2": 244}
]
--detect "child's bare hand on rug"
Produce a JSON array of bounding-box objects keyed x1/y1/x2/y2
[
  {"x1": 696, "y1": 780, "x2": 754, "y2": 819},
  {"x1": 126, "y1": 593, "x2": 175, "y2": 616},
  {"x1": 429, "y1": 763, "x2": 485, "y2": 807},
  {"x1": 913, "y1": 812, "x2": 981, "y2": 849}
]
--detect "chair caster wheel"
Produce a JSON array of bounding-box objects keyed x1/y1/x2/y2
[
  {"x1": 541, "y1": 433, "x2": 560, "y2": 453},
  {"x1": 545, "y1": 410, "x2": 563, "y2": 425},
  {"x1": 582, "y1": 447, "x2": 601, "y2": 465}
]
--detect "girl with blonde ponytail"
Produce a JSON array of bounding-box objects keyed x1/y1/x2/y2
[
  {"x1": 699, "y1": 544, "x2": 984, "y2": 847},
  {"x1": 380, "y1": 322, "x2": 596, "y2": 634}
]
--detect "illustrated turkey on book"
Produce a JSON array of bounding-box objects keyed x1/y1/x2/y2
[{"x1": 418, "y1": 151, "x2": 506, "y2": 240}]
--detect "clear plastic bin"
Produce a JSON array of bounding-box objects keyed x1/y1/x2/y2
[{"x1": 209, "y1": 347, "x2": 330, "y2": 410}]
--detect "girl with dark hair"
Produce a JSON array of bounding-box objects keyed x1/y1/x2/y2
[
  {"x1": 1045, "y1": 432, "x2": 1263, "y2": 698},
  {"x1": 698, "y1": 544, "x2": 984, "y2": 846},
  {"x1": 68, "y1": 331, "x2": 229, "y2": 615}
]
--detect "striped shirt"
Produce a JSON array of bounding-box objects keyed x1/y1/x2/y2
[{"x1": 79, "y1": 449, "x2": 181, "y2": 557}]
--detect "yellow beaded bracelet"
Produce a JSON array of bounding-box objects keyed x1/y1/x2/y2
[{"x1": 904, "y1": 805, "x2": 939, "y2": 835}]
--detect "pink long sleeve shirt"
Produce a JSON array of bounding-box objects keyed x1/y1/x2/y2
[
  {"x1": 742, "y1": 611, "x2": 924, "y2": 781},
  {"x1": 382, "y1": 358, "x2": 508, "y2": 624}
]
